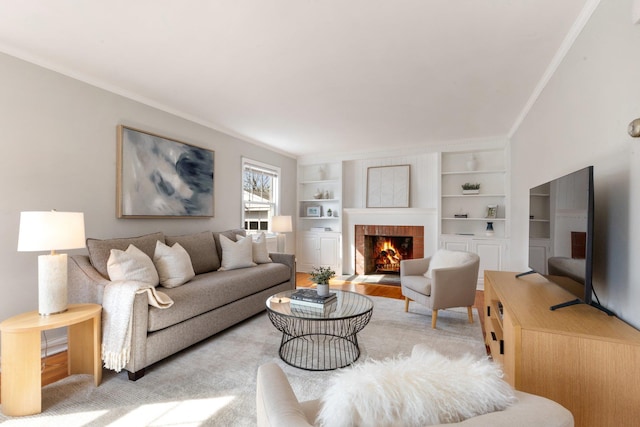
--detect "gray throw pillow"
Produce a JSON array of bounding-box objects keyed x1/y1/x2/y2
[{"x1": 165, "y1": 231, "x2": 220, "y2": 274}]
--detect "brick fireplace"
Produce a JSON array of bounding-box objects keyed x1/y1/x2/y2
[{"x1": 354, "y1": 225, "x2": 424, "y2": 275}]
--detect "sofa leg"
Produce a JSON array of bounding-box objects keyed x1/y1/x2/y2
[
  {"x1": 467, "y1": 306, "x2": 474, "y2": 323},
  {"x1": 431, "y1": 309, "x2": 438, "y2": 329},
  {"x1": 404, "y1": 297, "x2": 410, "y2": 312},
  {"x1": 127, "y1": 368, "x2": 146, "y2": 381}
]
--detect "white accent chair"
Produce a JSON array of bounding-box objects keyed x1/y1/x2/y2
[
  {"x1": 400, "y1": 250, "x2": 480, "y2": 328},
  {"x1": 256, "y1": 344, "x2": 574, "y2": 427}
]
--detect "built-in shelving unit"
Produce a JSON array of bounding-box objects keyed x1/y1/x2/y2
[
  {"x1": 438, "y1": 149, "x2": 509, "y2": 283},
  {"x1": 439, "y1": 149, "x2": 508, "y2": 237},
  {"x1": 296, "y1": 162, "x2": 343, "y2": 273}
]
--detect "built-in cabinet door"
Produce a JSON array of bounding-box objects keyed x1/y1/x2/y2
[
  {"x1": 318, "y1": 234, "x2": 339, "y2": 268},
  {"x1": 471, "y1": 239, "x2": 504, "y2": 275},
  {"x1": 439, "y1": 236, "x2": 507, "y2": 285},
  {"x1": 297, "y1": 233, "x2": 320, "y2": 271},
  {"x1": 297, "y1": 231, "x2": 341, "y2": 273},
  {"x1": 441, "y1": 240, "x2": 470, "y2": 252}
]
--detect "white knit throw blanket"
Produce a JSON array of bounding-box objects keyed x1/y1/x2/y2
[{"x1": 101, "y1": 280, "x2": 174, "y2": 372}]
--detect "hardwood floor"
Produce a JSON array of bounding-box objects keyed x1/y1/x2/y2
[{"x1": 0, "y1": 274, "x2": 486, "y2": 403}]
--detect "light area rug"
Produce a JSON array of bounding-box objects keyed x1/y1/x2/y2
[{"x1": 0, "y1": 296, "x2": 485, "y2": 427}]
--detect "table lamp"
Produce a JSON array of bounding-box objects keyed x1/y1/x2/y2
[
  {"x1": 271, "y1": 215, "x2": 292, "y2": 253},
  {"x1": 17, "y1": 211, "x2": 86, "y2": 315}
]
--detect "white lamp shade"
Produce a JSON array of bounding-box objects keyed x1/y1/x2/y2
[
  {"x1": 272, "y1": 215, "x2": 292, "y2": 233},
  {"x1": 18, "y1": 211, "x2": 86, "y2": 252}
]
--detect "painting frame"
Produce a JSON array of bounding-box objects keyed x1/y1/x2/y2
[
  {"x1": 366, "y1": 165, "x2": 410, "y2": 208},
  {"x1": 485, "y1": 204, "x2": 498, "y2": 219},
  {"x1": 117, "y1": 125, "x2": 215, "y2": 218},
  {"x1": 306, "y1": 206, "x2": 321, "y2": 217}
]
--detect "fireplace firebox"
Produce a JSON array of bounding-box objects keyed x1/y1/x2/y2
[
  {"x1": 364, "y1": 236, "x2": 413, "y2": 274},
  {"x1": 355, "y1": 225, "x2": 424, "y2": 275}
]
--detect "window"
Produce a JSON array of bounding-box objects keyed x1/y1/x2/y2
[{"x1": 242, "y1": 158, "x2": 280, "y2": 234}]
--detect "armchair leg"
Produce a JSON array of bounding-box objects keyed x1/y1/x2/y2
[
  {"x1": 431, "y1": 309, "x2": 438, "y2": 329},
  {"x1": 404, "y1": 297, "x2": 410, "y2": 312},
  {"x1": 467, "y1": 306, "x2": 474, "y2": 323}
]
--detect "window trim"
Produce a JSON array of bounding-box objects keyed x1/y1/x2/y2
[{"x1": 241, "y1": 157, "x2": 281, "y2": 234}]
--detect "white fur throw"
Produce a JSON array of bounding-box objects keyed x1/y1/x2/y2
[{"x1": 318, "y1": 348, "x2": 516, "y2": 427}]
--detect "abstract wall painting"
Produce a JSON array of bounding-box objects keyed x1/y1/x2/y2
[{"x1": 117, "y1": 125, "x2": 214, "y2": 218}]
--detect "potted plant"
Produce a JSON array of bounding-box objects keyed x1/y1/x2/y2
[
  {"x1": 310, "y1": 266, "x2": 336, "y2": 296},
  {"x1": 461, "y1": 182, "x2": 481, "y2": 195}
]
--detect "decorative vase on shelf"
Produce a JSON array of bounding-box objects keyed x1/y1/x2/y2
[
  {"x1": 327, "y1": 209, "x2": 332, "y2": 217},
  {"x1": 314, "y1": 189, "x2": 324, "y2": 199},
  {"x1": 318, "y1": 165, "x2": 327, "y2": 181},
  {"x1": 486, "y1": 222, "x2": 495, "y2": 236},
  {"x1": 466, "y1": 154, "x2": 477, "y2": 171}
]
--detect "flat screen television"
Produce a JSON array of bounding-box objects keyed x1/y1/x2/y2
[{"x1": 518, "y1": 166, "x2": 612, "y2": 314}]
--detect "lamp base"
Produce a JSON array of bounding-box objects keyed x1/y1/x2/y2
[
  {"x1": 276, "y1": 233, "x2": 287, "y2": 253},
  {"x1": 38, "y1": 253, "x2": 68, "y2": 316}
]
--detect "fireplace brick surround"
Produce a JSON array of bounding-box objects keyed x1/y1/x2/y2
[{"x1": 355, "y1": 225, "x2": 424, "y2": 275}]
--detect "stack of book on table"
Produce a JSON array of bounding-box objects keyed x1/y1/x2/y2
[{"x1": 290, "y1": 289, "x2": 337, "y2": 315}]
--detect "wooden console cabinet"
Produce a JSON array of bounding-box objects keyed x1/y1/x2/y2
[{"x1": 484, "y1": 270, "x2": 640, "y2": 427}]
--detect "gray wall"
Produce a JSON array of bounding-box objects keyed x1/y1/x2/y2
[
  {"x1": 0, "y1": 53, "x2": 297, "y2": 330},
  {"x1": 510, "y1": 0, "x2": 640, "y2": 327}
]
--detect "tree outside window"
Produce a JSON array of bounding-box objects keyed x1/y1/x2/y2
[{"x1": 242, "y1": 159, "x2": 280, "y2": 233}]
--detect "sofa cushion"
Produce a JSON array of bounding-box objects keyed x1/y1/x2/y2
[
  {"x1": 87, "y1": 232, "x2": 164, "y2": 278},
  {"x1": 165, "y1": 231, "x2": 220, "y2": 274},
  {"x1": 107, "y1": 244, "x2": 159, "y2": 287},
  {"x1": 318, "y1": 347, "x2": 516, "y2": 426},
  {"x1": 218, "y1": 234, "x2": 257, "y2": 271},
  {"x1": 425, "y1": 249, "x2": 475, "y2": 279},
  {"x1": 237, "y1": 232, "x2": 272, "y2": 264},
  {"x1": 147, "y1": 262, "x2": 291, "y2": 332},
  {"x1": 153, "y1": 241, "x2": 195, "y2": 288}
]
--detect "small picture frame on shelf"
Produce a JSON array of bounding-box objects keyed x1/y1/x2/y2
[
  {"x1": 485, "y1": 204, "x2": 498, "y2": 219},
  {"x1": 306, "y1": 206, "x2": 321, "y2": 217}
]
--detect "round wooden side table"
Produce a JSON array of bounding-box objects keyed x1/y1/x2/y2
[{"x1": 0, "y1": 303, "x2": 102, "y2": 416}]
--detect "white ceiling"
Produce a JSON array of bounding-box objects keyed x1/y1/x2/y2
[{"x1": 0, "y1": 0, "x2": 594, "y2": 158}]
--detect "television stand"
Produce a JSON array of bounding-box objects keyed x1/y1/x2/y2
[{"x1": 484, "y1": 270, "x2": 640, "y2": 427}]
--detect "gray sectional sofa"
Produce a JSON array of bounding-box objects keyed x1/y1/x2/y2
[{"x1": 68, "y1": 229, "x2": 295, "y2": 380}]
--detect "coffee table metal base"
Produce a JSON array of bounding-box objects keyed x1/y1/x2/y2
[{"x1": 268, "y1": 310, "x2": 372, "y2": 371}]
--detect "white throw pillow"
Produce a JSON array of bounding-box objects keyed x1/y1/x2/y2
[
  {"x1": 318, "y1": 348, "x2": 516, "y2": 427},
  {"x1": 153, "y1": 241, "x2": 196, "y2": 288},
  {"x1": 424, "y1": 249, "x2": 475, "y2": 279},
  {"x1": 218, "y1": 234, "x2": 257, "y2": 271},
  {"x1": 107, "y1": 244, "x2": 159, "y2": 287},
  {"x1": 236, "y1": 232, "x2": 272, "y2": 264}
]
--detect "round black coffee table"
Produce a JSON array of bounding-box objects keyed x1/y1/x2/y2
[{"x1": 266, "y1": 290, "x2": 374, "y2": 371}]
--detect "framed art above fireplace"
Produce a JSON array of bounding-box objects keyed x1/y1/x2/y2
[{"x1": 366, "y1": 165, "x2": 410, "y2": 208}]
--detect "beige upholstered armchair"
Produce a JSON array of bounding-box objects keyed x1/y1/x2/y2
[{"x1": 400, "y1": 250, "x2": 480, "y2": 328}]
